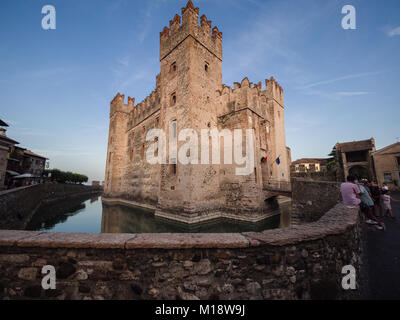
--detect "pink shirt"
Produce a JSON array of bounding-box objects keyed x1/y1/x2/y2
[{"x1": 341, "y1": 182, "x2": 361, "y2": 205}]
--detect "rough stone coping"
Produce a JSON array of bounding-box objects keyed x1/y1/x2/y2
[
  {"x1": 125, "y1": 233, "x2": 250, "y2": 249},
  {"x1": 0, "y1": 184, "x2": 99, "y2": 197},
  {"x1": 291, "y1": 178, "x2": 342, "y2": 185},
  {"x1": 244, "y1": 203, "x2": 359, "y2": 246},
  {"x1": 0, "y1": 185, "x2": 35, "y2": 196},
  {"x1": 0, "y1": 203, "x2": 359, "y2": 249}
]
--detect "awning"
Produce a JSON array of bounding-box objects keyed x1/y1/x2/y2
[
  {"x1": 6, "y1": 170, "x2": 20, "y2": 176},
  {"x1": 13, "y1": 173, "x2": 38, "y2": 179}
]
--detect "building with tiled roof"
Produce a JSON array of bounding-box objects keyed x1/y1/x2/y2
[
  {"x1": 291, "y1": 158, "x2": 331, "y2": 174},
  {"x1": 372, "y1": 142, "x2": 400, "y2": 190},
  {"x1": 335, "y1": 138, "x2": 376, "y2": 181},
  {"x1": 0, "y1": 120, "x2": 19, "y2": 190}
]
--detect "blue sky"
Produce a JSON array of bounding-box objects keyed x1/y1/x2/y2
[{"x1": 0, "y1": 0, "x2": 399, "y2": 182}]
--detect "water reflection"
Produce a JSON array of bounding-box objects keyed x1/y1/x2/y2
[
  {"x1": 27, "y1": 195, "x2": 103, "y2": 233},
  {"x1": 90, "y1": 196, "x2": 99, "y2": 204},
  {"x1": 28, "y1": 195, "x2": 291, "y2": 234},
  {"x1": 101, "y1": 203, "x2": 284, "y2": 234}
]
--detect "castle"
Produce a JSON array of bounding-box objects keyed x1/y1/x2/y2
[{"x1": 103, "y1": 1, "x2": 291, "y2": 223}]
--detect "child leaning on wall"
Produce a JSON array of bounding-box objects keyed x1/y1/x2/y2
[{"x1": 381, "y1": 190, "x2": 400, "y2": 220}]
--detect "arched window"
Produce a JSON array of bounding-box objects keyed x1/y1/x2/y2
[
  {"x1": 170, "y1": 62, "x2": 177, "y2": 73},
  {"x1": 171, "y1": 92, "x2": 177, "y2": 105}
]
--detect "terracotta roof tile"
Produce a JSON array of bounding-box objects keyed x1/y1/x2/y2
[
  {"x1": 23, "y1": 150, "x2": 47, "y2": 159},
  {"x1": 291, "y1": 158, "x2": 330, "y2": 165},
  {"x1": 337, "y1": 139, "x2": 375, "y2": 153}
]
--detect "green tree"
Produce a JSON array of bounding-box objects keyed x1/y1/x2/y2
[
  {"x1": 327, "y1": 146, "x2": 337, "y2": 172},
  {"x1": 328, "y1": 146, "x2": 337, "y2": 157},
  {"x1": 44, "y1": 169, "x2": 89, "y2": 184}
]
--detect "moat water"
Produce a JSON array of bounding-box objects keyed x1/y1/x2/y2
[{"x1": 26, "y1": 195, "x2": 292, "y2": 233}]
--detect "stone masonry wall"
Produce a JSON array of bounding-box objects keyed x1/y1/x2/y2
[
  {"x1": 0, "y1": 184, "x2": 101, "y2": 230},
  {"x1": 291, "y1": 178, "x2": 342, "y2": 224},
  {"x1": 0, "y1": 203, "x2": 362, "y2": 300}
]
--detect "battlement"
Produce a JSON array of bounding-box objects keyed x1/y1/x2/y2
[
  {"x1": 110, "y1": 93, "x2": 135, "y2": 118},
  {"x1": 160, "y1": 1, "x2": 222, "y2": 61},
  {"x1": 264, "y1": 76, "x2": 284, "y2": 106},
  {"x1": 215, "y1": 77, "x2": 271, "y2": 119},
  {"x1": 218, "y1": 77, "x2": 264, "y2": 96},
  {"x1": 128, "y1": 89, "x2": 161, "y2": 130},
  {"x1": 214, "y1": 75, "x2": 285, "y2": 119}
]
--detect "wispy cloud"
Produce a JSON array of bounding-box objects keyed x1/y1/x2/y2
[
  {"x1": 117, "y1": 56, "x2": 130, "y2": 67},
  {"x1": 286, "y1": 113, "x2": 322, "y2": 133},
  {"x1": 299, "y1": 89, "x2": 373, "y2": 100},
  {"x1": 299, "y1": 72, "x2": 381, "y2": 89},
  {"x1": 0, "y1": 67, "x2": 75, "y2": 86},
  {"x1": 387, "y1": 26, "x2": 400, "y2": 37},
  {"x1": 138, "y1": 0, "x2": 167, "y2": 43},
  {"x1": 336, "y1": 91, "x2": 370, "y2": 97},
  {"x1": 34, "y1": 148, "x2": 94, "y2": 158}
]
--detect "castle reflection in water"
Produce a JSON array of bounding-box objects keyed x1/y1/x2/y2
[{"x1": 29, "y1": 195, "x2": 291, "y2": 234}]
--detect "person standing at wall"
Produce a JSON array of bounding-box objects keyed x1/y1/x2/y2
[
  {"x1": 381, "y1": 190, "x2": 400, "y2": 220},
  {"x1": 340, "y1": 175, "x2": 361, "y2": 206},
  {"x1": 369, "y1": 181, "x2": 382, "y2": 217},
  {"x1": 358, "y1": 181, "x2": 385, "y2": 230}
]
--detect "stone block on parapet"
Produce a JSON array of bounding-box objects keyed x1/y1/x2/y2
[
  {"x1": 126, "y1": 233, "x2": 250, "y2": 249},
  {"x1": 16, "y1": 232, "x2": 136, "y2": 249},
  {"x1": 0, "y1": 230, "x2": 41, "y2": 247}
]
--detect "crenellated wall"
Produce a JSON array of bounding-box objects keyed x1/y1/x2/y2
[
  {"x1": 128, "y1": 89, "x2": 161, "y2": 130},
  {"x1": 159, "y1": 1, "x2": 222, "y2": 61}
]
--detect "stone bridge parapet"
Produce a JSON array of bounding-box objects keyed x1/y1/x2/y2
[{"x1": 0, "y1": 202, "x2": 362, "y2": 300}]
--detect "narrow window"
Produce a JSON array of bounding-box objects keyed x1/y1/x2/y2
[
  {"x1": 170, "y1": 62, "x2": 177, "y2": 73},
  {"x1": 130, "y1": 149, "x2": 134, "y2": 161},
  {"x1": 254, "y1": 167, "x2": 257, "y2": 183},
  {"x1": 141, "y1": 144, "x2": 145, "y2": 159},
  {"x1": 384, "y1": 173, "x2": 393, "y2": 183},
  {"x1": 171, "y1": 92, "x2": 177, "y2": 105},
  {"x1": 171, "y1": 120, "x2": 177, "y2": 138},
  {"x1": 205, "y1": 62, "x2": 209, "y2": 72},
  {"x1": 155, "y1": 137, "x2": 159, "y2": 158},
  {"x1": 170, "y1": 164, "x2": 177, "y2": 175}
]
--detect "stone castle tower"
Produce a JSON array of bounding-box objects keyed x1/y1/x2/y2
[{"x1": 104, "y1": 1, "x2": 291, "y2": 223}]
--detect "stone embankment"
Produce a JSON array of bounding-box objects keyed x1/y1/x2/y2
[{"x1": 0, "y1": 184, "x2": 102, "y2": 230}]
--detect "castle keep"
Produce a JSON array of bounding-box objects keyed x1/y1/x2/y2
[{"x1": 104, "y1": 1, "x2": 291, "y2": 223}]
